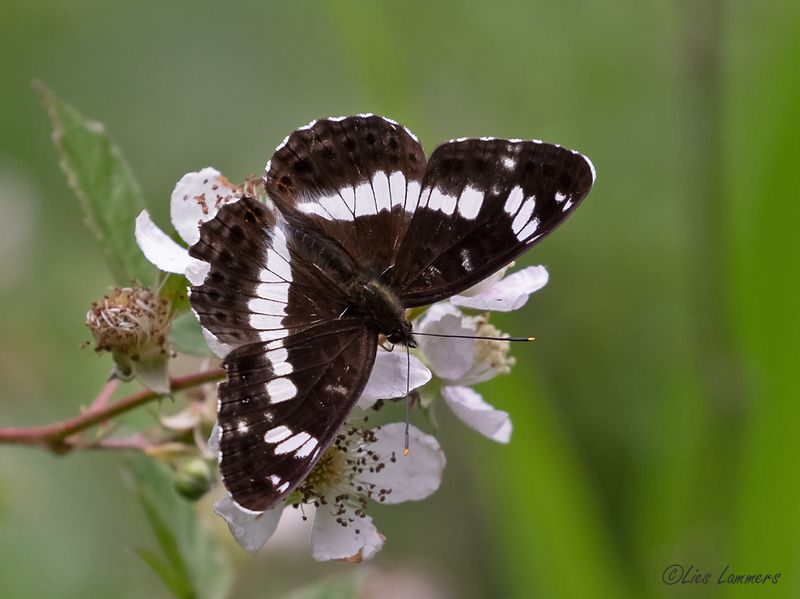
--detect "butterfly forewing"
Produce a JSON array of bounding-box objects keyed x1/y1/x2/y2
[
  {"x1": 392, "y1": 138, "x2": 595, "y2": 307},
  {"x1": 264, "y1": 114, "x2": 426, "y2": 275}
]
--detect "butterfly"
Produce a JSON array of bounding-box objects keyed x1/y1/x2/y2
[{"x1": 188, "y1": 114, "x2": 595, "y2": 512}]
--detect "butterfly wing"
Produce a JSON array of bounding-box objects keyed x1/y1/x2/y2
[
  {"x1": 264, "y1": 114, "x2": 426, "y2": 275},
  {"x1": 391, "y1": 138, "x2": 595, "y2": 307},
  {"x1": 189, "y1": 196, "x2": 378, "y2": 512}
]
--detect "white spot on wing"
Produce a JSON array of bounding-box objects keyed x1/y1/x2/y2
[
  {"x1": 354, "y1": 181, "x2": 375, "y2": 217},
  {"x1": 258, "y1": 268, "x2": 283, "y2": 283},
  {"x1": 372, "y1": 171, "x2": 392, "y2": 212},
  {"x1": 405, "y1": 181, "x2": 422, "y2": 213},
  {"x1": 250, "y1": 314, "x2": 284, "y2": 330},
  {"x1": 512, "y1": 197, "x2": 536, "y2": 234},
  {"x1": 266, "y1": 250, "x2": 291, "y2": 281},
  {"x1": 296, "y1": 437, "x2": 319, "y2": 458},
  {"x1": 586, "y1": 155, "x2": 597, "y2": 183},
  {"x1": 318, "y1": 193, "x2": 353, "y2": 220},
  {"x1": 275, "y1": 134, "x2": 291, "y2": 152},
  {"x1": 502, "y1": 156, "x2": 516, "y2": 170},
  {"x1": 266, "y1": 378, "x2": 296, "y2": 404},
  {"x1": 504, "y1": 186, "x2": 524, "y2": 215},
  {"x1": 270, "y1": 347, "x2": 292, "y2": 376},
  {"x1": 517, "y1": 217, "x2": 541, "y2": 240},
  {"x1": 458, "y1": 185, "x2": 483, "y2": 219},
  {"x1": 248, "y1": 297, "x2": 286, "y2": 316},
  {"x1": 340, "y1": 186, "x2": 356, "y2": 214},
  {"x1": 278, "y1": 482, "x2": 290, "y2": 493},
  {"x1": 440, "y1": 191, "x2": 457, "y2": 215},
  {"x1": 427, "y1": 188, "x2": 448, "y2": 212},
  {"x1": 256, "y1": 282, "x2": 290, "y2": 302},
  {"x1": 264, "y1": 425, "x2": 292, "y2": 444},
  {"x1": 296, "y1": 205, "x2": 323, "y2": 221},
  {"x1": 555, "y1": 191, "x2": 567, "y2": 203},
  {"x1": 274, "y1": 432, "x2": 312, "y2": 455},
  {"x1": 460, "y1": 248, "x2": 473, "y2": 271},
  {"x1": 237, "y1": 421, "x2": 249, "y2": 434},
  {"x1": 388, "y1": 171, "x2": 406, "y2": 209}
]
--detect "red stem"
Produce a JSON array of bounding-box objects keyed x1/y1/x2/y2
[
  {"x1": 89, "y1": 378, "x2": 119, "y2": 410},
  {"x1": 0, "y1": 368, "x2": 225, "y2": 453}
]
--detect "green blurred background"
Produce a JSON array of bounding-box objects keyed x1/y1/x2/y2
[{"x1": 1, "y1": 1, "x2": 799, "y2": 597}]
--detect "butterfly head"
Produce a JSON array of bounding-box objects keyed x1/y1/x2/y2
[{"x1": 385, "y1": 317, "x2": 416, "y2": 348}]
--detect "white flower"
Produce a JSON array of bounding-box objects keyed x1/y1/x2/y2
[
  {"x1": 213, "y1": 422, "x2": 445, "y2": 562},
  {"x1": 358, "y1": 348, "x2": 432, "y2": 409},
  {"x1": 414, "y1": 302, "x2": 519, "y2": 443},
  {"x1": 450, "y1": 264, "x2": 548, "y2": 312},
  {"x1": 134, "y1": 167, "x2": 240, "y2": 285}
]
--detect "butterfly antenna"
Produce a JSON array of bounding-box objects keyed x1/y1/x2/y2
[
  {"x1": 404, "y1": 344, "x2": 410, "y2": 457},
  {"x1": 413, "y1": 332, "x2": 535, "y2": 342}
]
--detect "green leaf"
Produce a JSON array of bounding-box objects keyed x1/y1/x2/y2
[
  {"x1": 170, "y1": 311, "x2": 214, "y2": 357},
  {"x1": 36, "y1": 81, "x2": 155, "y2": 285},
  {"x1": 134, "y1": 545, "x2": 193, "y2": 599},
  {"x1": 127, "y1": 458, "x2": 232, "y2": 599}
]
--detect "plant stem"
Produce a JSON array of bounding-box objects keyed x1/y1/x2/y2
[
  {"x1": 90, "y1": 377, "x2": 119, "y2": 410},
  {"x1": 0, "y1": 367, "x2": 224, "y2": 454}
]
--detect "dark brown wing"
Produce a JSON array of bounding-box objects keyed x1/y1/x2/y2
[
  {"x1": 188, "y1": 196, "x2": 378, "y2": 512},
  {"x1": 391, "y1": 138, "x2": 595, "y2": 307},
  {"x1": 264, "y1": 114, "x2": 426, "y2": 276}
]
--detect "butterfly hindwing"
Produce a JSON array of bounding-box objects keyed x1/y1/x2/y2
[
  {"x1": 392, "y1": 137, "x2": 595, "y2": 307},
  {"x1": 264, "y1": 114, "x2": 426, "y2": 275},
  {"x1": 217, "y1": 321, "x2": 377, "y2": 512}
]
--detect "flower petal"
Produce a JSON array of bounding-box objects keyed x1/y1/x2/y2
[
  {"x1": 207, "y1": 423, "x2": 220, "y2": 455},
  {"x1": 135, "y1": 211, "x2": 194, "y2": 274},
  {"x1": 458, "y1": 263, "x2": 512, "y2": 297},
  {"x1": 160, "y1": 406, "x2": 201, "y2": 431},
  {"x1": 170, "y1": 168, "x2": 239, "y2": 245},
  {"x1": 442, "y1": 385, "x2": 512, "y2": 443},
  {"x1": 450, "y1": 265, "x2": 548, "y2": 311},
  {"x1": 185, "y1": 258, "x2": 210, "y2": 286},
  {"x1": 359, "y1": 423, "x2": 446, "y2": 503},
  {"x1": 213, "y1": 494, "x2": 282, "y2": 553},
  {"x1": 357, "y1": 350, "x2": 432, "y2": 409},
  {"x1": 201, "y1": 326, "x2": 234, "y2": 358},
  {"x1": 414, "y1": 302, "x2": 475, "y2": 381},
  {"x1": 311, "y1": 505, "x2": 384, "y2": 562}
]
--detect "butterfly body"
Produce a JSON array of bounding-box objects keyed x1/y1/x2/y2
[
  {"x1": 189, "y1": 114, "x2": 595, "y2": 512},
  {"x1": 345, "y1": 275, "x2": 414, "y2": 346}
]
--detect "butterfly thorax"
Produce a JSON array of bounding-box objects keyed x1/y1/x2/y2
[{"x1": 345, "y1": 276, "x2": 415, "y2": 348}]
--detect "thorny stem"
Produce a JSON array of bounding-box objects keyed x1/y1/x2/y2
[{"x1": 0, "y1": 367, "x2": 225, "y2": 454}]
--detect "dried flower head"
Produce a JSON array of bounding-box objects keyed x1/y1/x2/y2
[{"x1": 86, "y1": 286, "x2": 170, "y2": 356}]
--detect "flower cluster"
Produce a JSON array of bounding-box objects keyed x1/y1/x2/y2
[{"x1": 136, "y1": 168, "x2": 549, "y2": 561}]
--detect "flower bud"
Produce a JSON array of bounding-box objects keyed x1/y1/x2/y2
[{"x1": 174, "y1": 458, "x2": 213, "y2": 501}]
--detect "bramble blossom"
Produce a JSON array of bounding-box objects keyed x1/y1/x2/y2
[
  {"x1": 412, "y1": 265, "x2": 548, "y2": 443},
  {"x1": 211, "y1": 419, "x2": 445, "y2": 561}
]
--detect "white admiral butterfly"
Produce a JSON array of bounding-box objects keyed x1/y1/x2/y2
[{"x1": 189, "y1": 115, "x2": 595, "y2": 511}]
